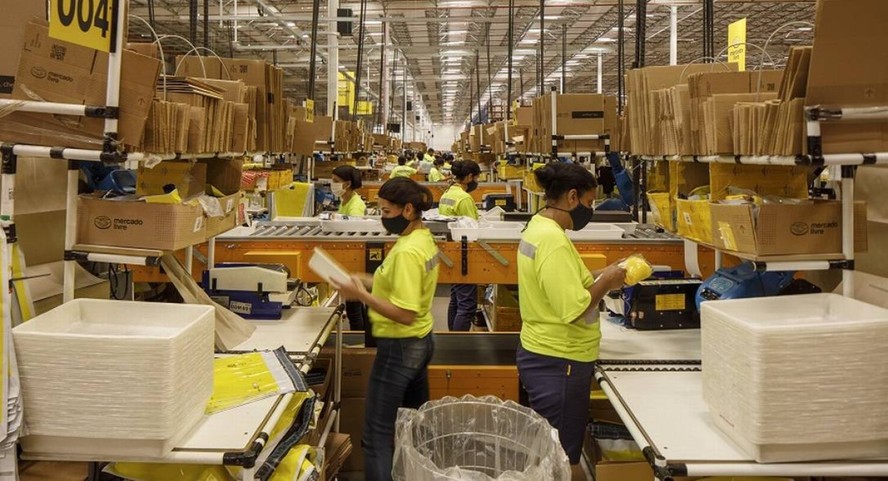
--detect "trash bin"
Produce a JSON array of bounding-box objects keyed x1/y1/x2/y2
[{"x1": 393, "y1": 395, "x2": 570, "y2": 481}]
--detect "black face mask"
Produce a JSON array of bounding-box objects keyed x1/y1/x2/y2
[
  {"x1": 382, "y1": 214, "x2": 412, "y2": 235},
  {"x1": 466, "y1": 180, "x2": 479, "y2": 193},
  {"x1": 547, "y1": 203, "x2": 595, "y2": 231}
]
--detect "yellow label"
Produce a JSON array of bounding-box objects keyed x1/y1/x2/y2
[
  {"x1": 49, "y1": 0, "x2": 116, "y2": 52},
  {"x1": 655, "y1": 293, "x2": 686, "y2": 311},
  {"x1": 727, "y1": 18, "x2": 747, "y2": 71},
  {"x1": 717, "y1": 221, "x2": 738, "y2": 251},
  {"x1": 304, "y1": 99, "x2": 315, "y2": 123},
  {"x1": 357, "y1": 100, "x2": 374, "y2": 116},
  {"x1": 495, "y1": 199, "x2": 507, "y2": 206},
  {"x1": 368, "y1": 248, "x2": 383, "y2": 261},
  {"x1": 337, "y1": 71, "x2": 355, "y2": 111}
]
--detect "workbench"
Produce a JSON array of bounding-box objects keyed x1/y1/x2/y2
[{"x1": 133, "y1": 219, "x2": 719, "y2": 285}]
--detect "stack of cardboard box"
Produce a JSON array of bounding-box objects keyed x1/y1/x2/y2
[
  {"x1": 0, "y1": 21, "x2": 161, "y2": 150},
  {"x1": 178, "y1": 56, "x2": 286, "y2": 153}
]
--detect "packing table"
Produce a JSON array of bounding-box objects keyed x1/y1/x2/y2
[
  {"x1": 593, "y1": 320, "x2": 888, "y2": 480},
  {"x1": 21, "y1": 306, "x2": 345, "y2": 481}
]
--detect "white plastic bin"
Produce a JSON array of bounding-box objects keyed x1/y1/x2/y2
[
  {"x1": 567, "y1": 223, "x2": 626, "y2": 241},
  {"x1": 448, "y1": 221, "x2": 525, "y2": 241},
  {"x1": 701, "y1": 293, "x2": 888, "y2": 462},
  {"x1": 14, "y1": 299, "x2": 215, "y2": 457}
]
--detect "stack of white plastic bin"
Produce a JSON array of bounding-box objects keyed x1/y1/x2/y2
[
  {"x1": 701, "y1": 293, "x2": 888, "y2": 462},
  {"x1": 13, "y1": 299, "x2": 215, "y2": 457}
]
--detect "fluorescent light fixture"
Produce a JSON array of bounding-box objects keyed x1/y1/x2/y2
[
  {"x1": 441, "y1": 41, "x2": 465, "y2": 46},
  {"x1": 447, "y1": 30, "x2": 468, "y2": 35},
  {"x1": 596, "y1": 38, "x2": 617, "y2": 43},
  {"x1": 286, "y1": 22, "x2": 296, "y2": 27},
  {"x1": 566, "y1": 60, "x2": 581, "y2": 65},
  {"x1": 519, "y1": 39, "x2": 536, "y2": 44},
  {"x1": 514, "y1": 48, "x2": 537, "y2": 55},
  {"x1": 365, "y1": 20, "x2": 382, "y2": 25},
  {"x1": 797, "y1": 27, "x2": 813, "y2": 31}
]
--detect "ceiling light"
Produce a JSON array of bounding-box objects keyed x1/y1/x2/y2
[
  {"x1": 797, "y1": 27, "x2": 813, "y2": 31},
  {"x1": 520, "y1": 39, "x2": 536, "y2": 44},
  {"x1": 447, "y1": 30, "x2": 468, "y2": 36},
  {"x1": 596, "y1": 38, "x2": 617, "y2": 43},
  {"x1": 286, "y1": 22, "x2": 296, "y2": 27},
  {"x1": 441, "y1": 40, "x2": 465, "y2": 46},
  {"x1": 365, "y1": 20, "x2": 382, "y2": 25}
]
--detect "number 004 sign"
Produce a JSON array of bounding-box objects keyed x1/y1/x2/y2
[{"x1": 49, "y1": 0, "x2": 116, "y2": 52}]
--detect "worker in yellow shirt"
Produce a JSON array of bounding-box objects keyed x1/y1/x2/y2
[
  {"x1": 331, "y1": 165, "x2": 367, "y2": 217},
  {"x1": 331, "y1": 177, "x2": 439, "y2": 481},
  {"x1": 443, "y1": 153, "x2": 453, "y2": 173},
  {"x1": 439, "y1": 159, "x2": 481, "y2": 331},
  {"x1": 331, "y1": 165, "x2": 369, "y2": 333},
  {"x1": 427, "y1": 157, "x2": 448, "y2": 183},
  {"x1": 516, "y1": 162, "x2": 627, "y2": 481},
  {"x1": 390, "y1": 156, "x2": 417, "y2": 178}
]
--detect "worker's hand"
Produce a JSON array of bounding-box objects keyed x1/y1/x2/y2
[
  {"x1": 354, "y1": 273, "x2": 374, "y2": 290},
  {"x1": 330, "y1": 275, "x2": 369, "y2": 302},
  {"x1": 597, "y1": 263, "x2": 628, "y2": 291}
]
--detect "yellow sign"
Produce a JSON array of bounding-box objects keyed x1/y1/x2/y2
[
  {"x1": 655, "y1": 293, "x2": 687, "y2": 312},
  {"x1": 304, "y1": 99, "x2": 315, "y2": 123},
  {"x1": 337, "y1": 72, "x2": 355, "y2": 111},
  {"x1": 727, "y1": 18, "x2": 747, "y2": 71},
  {"x1": 356, "y1": 100, "x2": 374, "y2": 116},
  {"x1": 49, "y1": 0, "x2": 116, "y2": 52}
]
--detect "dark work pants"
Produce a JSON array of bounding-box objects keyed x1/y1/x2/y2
[
  {"x1": 516, "y1": 346, "x2": 595, "y2": 464},
  {"x1": 447, "y1": 284, "x2": 477, "y2": 331},
  {"x1": 363, "y1": 335, "x2": 434, "y2": 481}
]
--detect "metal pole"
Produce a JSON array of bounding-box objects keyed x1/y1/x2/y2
[
  {"x1": 379, "y1": 23, "x2": 389, "y2": 133},
  {"x1": 402, "y1": 55, "x2": 408, "y2": 141},
  {"x1": 634, "y1": 0, "x2": 647, "y2": 68},
  {"x1": 617, "y1": 0, "x2": 625, "y2": 113},
  {"x1": 486, "y1": 25, "x2": 493, "y2": 124},
  {"x1": 475, "y1": 52, "x2": 482, "y2": 124},
  {"x1": 203, "y1": 0, "x2": 209, "y2": 48},
  {"x1": 327, "y1": 0, "x2": 340, "y2": 117},
  {"x1": 670, "y1": 5, "x2": 678, "y2": 65},
  {"x1": 307, "y1": 0, "x2": 322, "y2": 99},
  {"x1": 539, "y1": 0, "x2": 545, "y2": 94},
  {"x1": 353, "y1": 0, "x2": 369, "y2": 121},
  {"x1": 597, "y1": 52, "x2": 603, "y2": 94},
  {"x1": 507, "y1": 0, "x2": 514, "y2": 119},
  {"x1": 561, "y1": 23, "x2": 567, "y2": 94},
  {"x1": 189, "y1": 0, "x2": 198, "y2": 46}
]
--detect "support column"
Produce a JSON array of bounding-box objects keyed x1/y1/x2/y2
[
  {"x1": 670, "y1": 5, "x2": 678, "y2": 65},
  {"x1": 597, "y1": 52, "x2": 603, "y2": 94},
  {"x1": 327, "y1": 0, "x2": 340, "y2": 118}
]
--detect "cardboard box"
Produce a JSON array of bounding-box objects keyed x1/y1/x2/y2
[
  {"x1": 710, "y1": 200, "x2": 868, "y2": 256},
  {"x1": 76, "y1": 196, "x2": 206, "y2": 251},
  {"x1": 320, "y1": 347, "x2": 376, "y2": 398},
  {"x1": 339, "y1": 397, "x2": 366, "y2": 472},
  {"x1": 487, "y1": 285, "x2": 521, "y2": 332},
  {"x1": 200, "y1": 158, "x2": 244, "y2": 195},
  {"x1": 136, "y1": 161, "x2": 207, "y2": 199},
  {"x1": 205, "y1": 192, "x2": 242, "y2": 238},
  {"x1": 807, "y1": 0, "x2": 888, "y2": 154},
  {"x1": 1, "y1": 21, "x2": 161, "y2": 149},
  {"x1": 0, "y1": 0, "x2": 45, "y2": 98},
  {"x1": 709, "y1": 163, "x2": 808, "y2": 201},
  {"x1": 514, "y1": 106, "x2": 533, "y2": 129},
  {"x1": 314, "y1": 160, "x2": 350, "y2": 180}
]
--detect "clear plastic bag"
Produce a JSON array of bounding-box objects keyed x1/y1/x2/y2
[
  {"x1": 619, "y1": 255, "x2": 654, "y2": 287},
  {"x1": 392, "y1": 395, "x2": 570, "y2": 481}
]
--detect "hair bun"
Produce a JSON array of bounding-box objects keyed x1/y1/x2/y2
[{"x1": 534, "y1": 165, "x2": 555, "y2": 188}]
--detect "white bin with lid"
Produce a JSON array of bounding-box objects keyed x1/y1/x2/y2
[
  {"x1": 701, "y1": 293, "x2": 888, "y2": 462},
  {"x1": 14, "y1": 299, "x2": 215, "y2": 458}
]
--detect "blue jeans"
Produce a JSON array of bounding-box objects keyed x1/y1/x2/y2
[
  {"x1": 363, "y1": 335, "x2": 435, "y2": 481},
  {"x1": 447, "y1": 284, "x2": 477, "y2": 331},
  {"x1": 517, "y1": 346, "x2": 595, "y2": 464}
]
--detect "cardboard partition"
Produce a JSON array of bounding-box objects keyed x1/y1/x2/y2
[
  {"x1": 205, "y1": 192, "x2": 242, "y2": 238},
  {"x1": 0, "y1": 0, "x2": 46, "y2": 98},
  {"x1": 1, "y1": 21, "x2": 161, "y2": 149},
  {"x1": 710, "y1": 201, "x2": 868, "y2": 256},
  {"x1": 320, "y1": 347, "x2": 376, "y2": 398},
  {"x1": 136, "y1": 161, "x2": 207, "y2": 199},
  {"x1": 76, "y1": 197, "x2": 206, "y2": 251},
  {"x1": 807, "y1": 0, "x2": 888, "y2": 154}
]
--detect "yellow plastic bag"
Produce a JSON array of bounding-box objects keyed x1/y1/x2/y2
[
  {"x1": 620, "y1": 254, "x2": 654, "y2": 287},
  {"x1": 106, "y1": 463, "x2": 234, "y2": 481},
  {"x1": 207, "y1": 350, "x2": 302, "y2": 414},
  {"x1": 268, "y1": 445, "x2": 319, "y2": 481},
  {"x1": 142, "y1": 188, "x2": 183, "y2": 204}
]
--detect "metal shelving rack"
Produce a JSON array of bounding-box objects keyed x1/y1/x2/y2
[{"x1": 0, "y1": 1, "x2": 344, "y2": 478}]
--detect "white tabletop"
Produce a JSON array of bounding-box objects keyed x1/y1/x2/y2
[
  {"x1": 599, "y1": 317, "x2": 701, "y2": 361},
  {"x1": 598, "y1": 368, "x2": 888, "y2": 477},
  {"x1": 234, "y1": 307, "x2": 338, "y2": 353}
]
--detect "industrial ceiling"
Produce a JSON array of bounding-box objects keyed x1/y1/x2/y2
[{"x1": 128, "y1": 0, "x2": 816, "y2": 131}]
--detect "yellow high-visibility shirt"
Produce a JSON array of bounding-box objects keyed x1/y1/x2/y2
[
  {"x1": 390, "y1": 165, "x2": 417, "y2": 178},
  {"x1": 369, "y1": 228, "x2": 440, "y2": 339},
  {"x1": 338, "y1": 194, "x2": 366, "y2": 216},
  {"x1": 517, "y1": 215, "x2": 599, "y2": 362},
  {"x1": 438, "y1": 185, "x2": 478, "y2": 220}
]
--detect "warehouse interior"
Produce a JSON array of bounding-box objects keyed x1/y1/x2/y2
[{"x1": 1, "y1": 0, "x2": 887, "y2": 481}]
